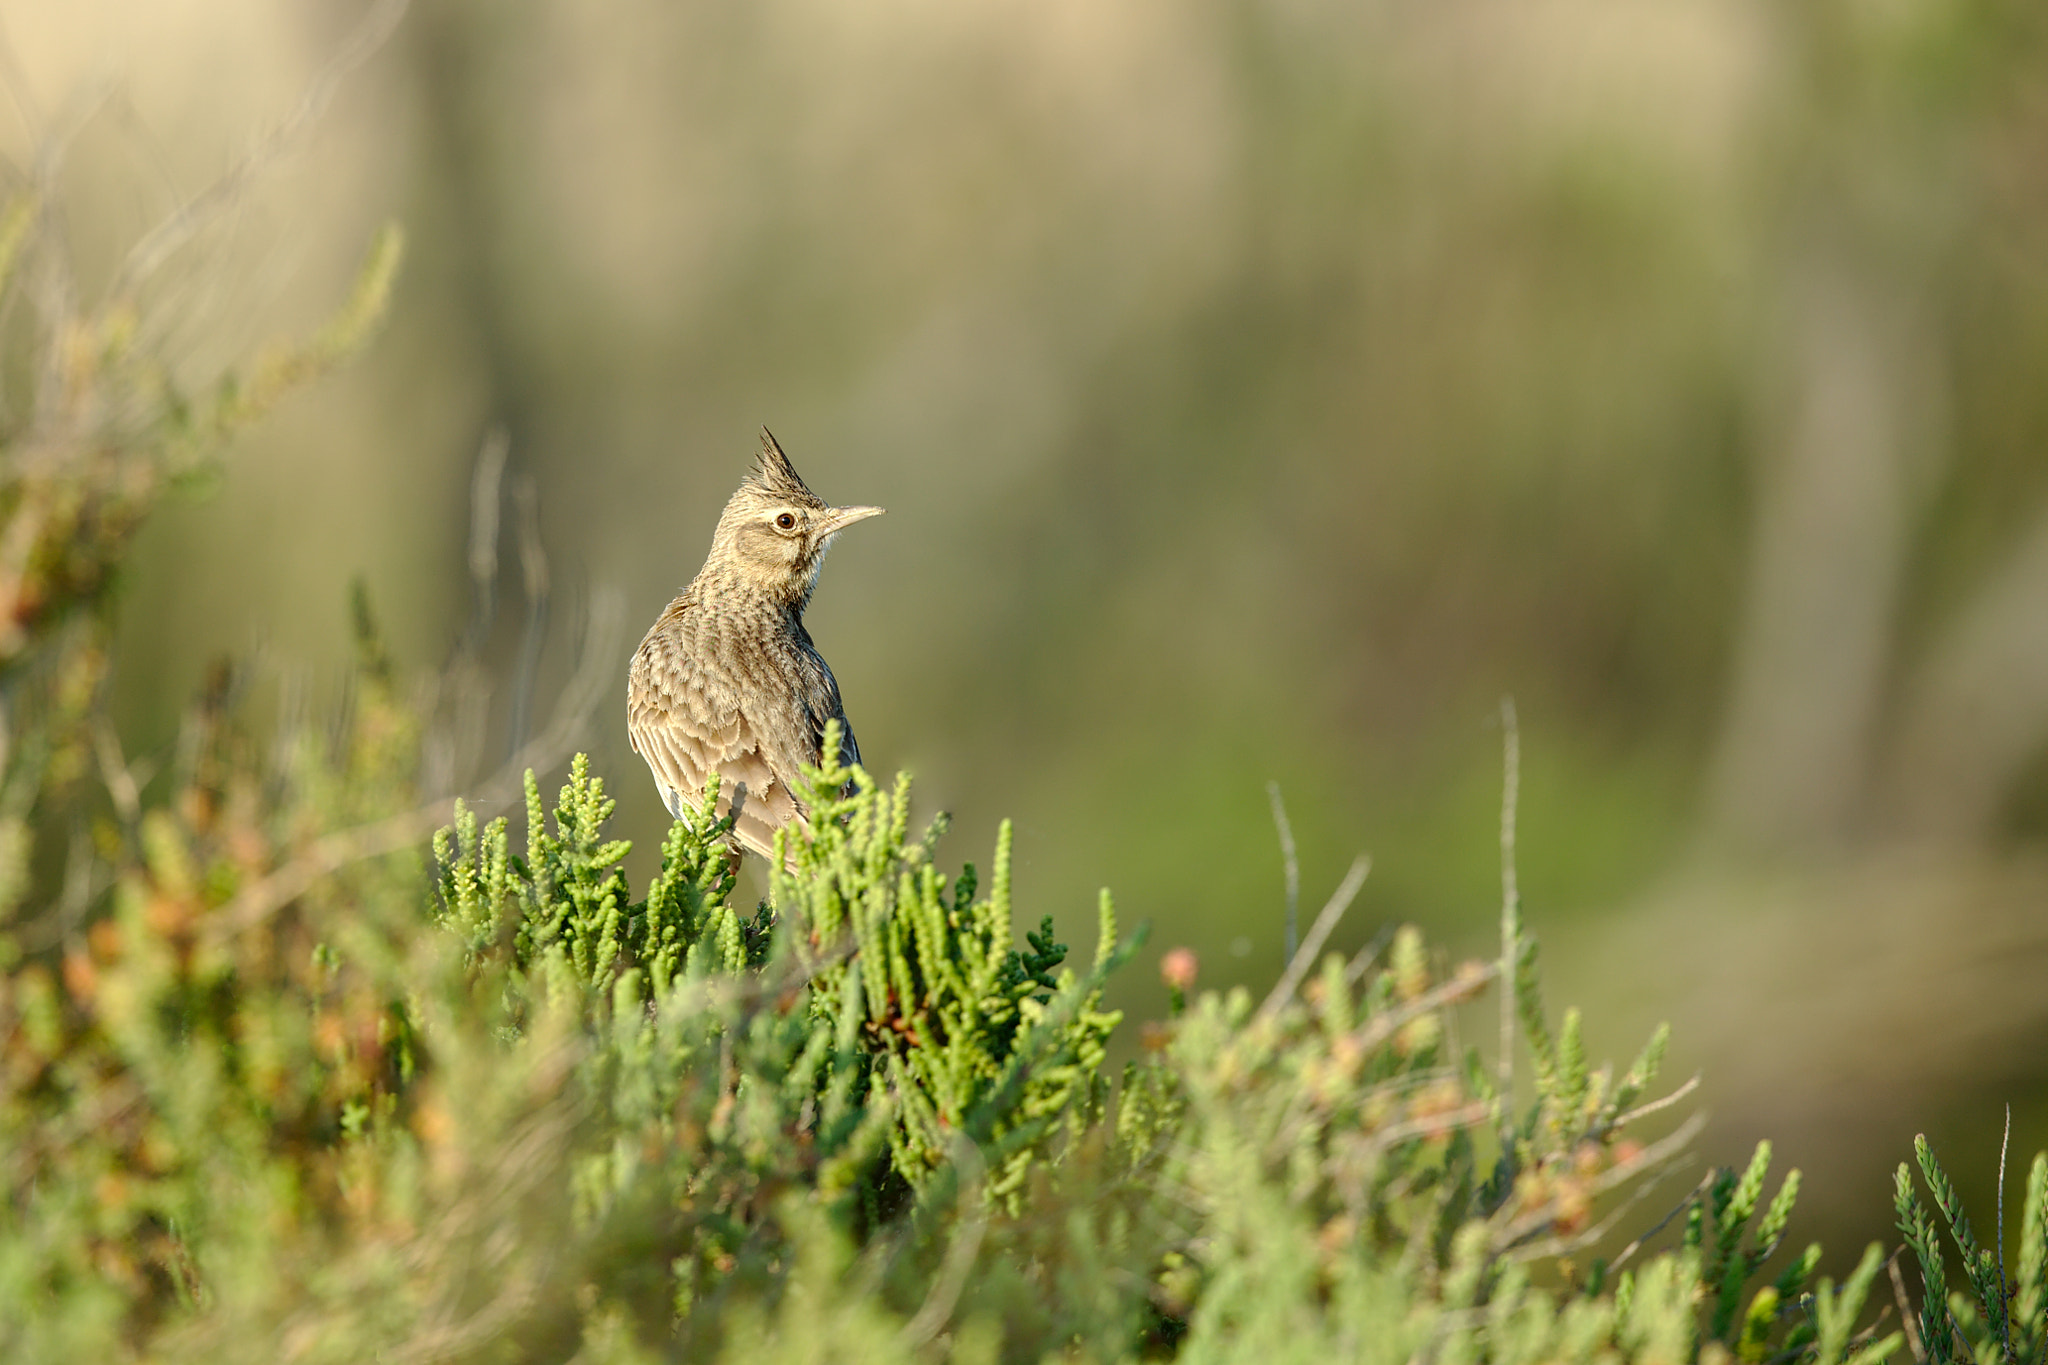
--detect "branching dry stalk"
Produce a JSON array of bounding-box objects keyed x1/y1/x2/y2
[
  {"x1": 1498, "y1": 695, "x2": 1521, "y2": 1120},
  {"x1": 1267, "y1": 779, "x2": 1300, "y2": 967},
  {"x1": 1367, "y1": 1100, "x2": 1496, "y2": 1153},
  {"x1": 1491, "y1": 1109, "x2": 1710, "y2": 1256},
  {"x1": 1508, "y1": 1139, "x2": 1701, "y2": 1266},
  {"x1": 1347, "y1": 961, "x2": 1497, "y2": 1056},
  {"x1": 1257, "y1": 852, "x2": 1371, "y2": 1022},
  {"x1": 204, "y1": 587, "x2": 622, "y2": 944},
  {"x1": 1888, "y1": 1245, "x2": 1928, "y2": 1365},
  {"x1": 111, "y1": 0, "x2": 415, "y2": 299},
  {"x1": 1606, "y1": 1074, "x2": 1703, "y2": 1134},
  {"x1": 1343, "y1": 921, "x2": 1397, "y2": 985}
]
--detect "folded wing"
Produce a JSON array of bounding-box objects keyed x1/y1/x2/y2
[{"x1": 628, "y1": 635, "x2": 807, "y2": 864}]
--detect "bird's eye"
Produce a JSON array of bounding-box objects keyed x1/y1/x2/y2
[{"x1": 775, "y1": 513, "x2": 796, "y2": 530}]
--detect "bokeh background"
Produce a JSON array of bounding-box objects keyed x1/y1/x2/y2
[{"x1": 12, "y1": 0, "x2": 2048, "y2": 1265}]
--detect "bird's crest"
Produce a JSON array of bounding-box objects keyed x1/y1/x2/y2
[{"x1": 747, "y1": 429, "x2": 823, "y2": 506}]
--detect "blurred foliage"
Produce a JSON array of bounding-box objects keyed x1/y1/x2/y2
[
  {"x1": 0, "y1": 183, "x2": 1909, "y2": 1355},
  {"x1": 0, "y1": 597, "x2": 1901, "y2": 1360},
  {"x1": 7, "y1": 0, "x2": 2048, "y2": 1350}
]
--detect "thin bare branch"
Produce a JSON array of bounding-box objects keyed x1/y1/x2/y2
[
  {"x1": 202, "y1": 587, "x2": 620, "y2": 944},
  {"x1": 92, "y1": 716, "x2": 141, "y2": 824},
  {"x1": 110, "y1": 0, "x2": 413, "y2": 298},
  {"x1": 1492, "y1": 1110, "x2": 1709, "y2": 1252},
  {"x1": 1498, "y1": 696, "x2": 1520, "y2": 1114},
  {"x1": 1350, "y1": 961, "x2": 1497, "y2": 1055},
  {"x1": 1344, "y1": 921, "x2": 1396, "y2": 985},
  {"x1": 1889, "y1": 1244, "x2": 1928, "y2": 1365},
  {"x1": 1998, "y1": 1104, "x2": 2014, "y2": 1361},
  {"x1": 1610, "y1": 1073, "x2": 1703, "y2": 1132},
  {"x1": 465, "y1": 427, "x2": 509, "y2": 651},
  {"x1": 1267, "y1": 780, "x2": 1300, "y2": 967},
  {"x1": 1367, "y1": 1099, "x2": 1494, "y2": 1151},
  {"x1": 1596, "y1": 1167, "x2": 1715, "y2": 1278},
  {"x1": 1506, "y1": 1148, "x2": 1696, "y2": 1266},
  {"x1": 1257, "y1": 852, "x2": 1371, "y2": 1021},
  {"x1": 507, "y1": 471, "x2": 549, "y2": 760}
]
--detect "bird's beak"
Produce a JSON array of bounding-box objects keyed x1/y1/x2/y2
[{"x1": 817, "y1": 504, "x2": 885, "y2": 538}]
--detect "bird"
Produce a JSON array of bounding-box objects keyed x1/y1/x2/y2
[{"x1": 626, "y1": 429, "x2": 884, "y2": 864}]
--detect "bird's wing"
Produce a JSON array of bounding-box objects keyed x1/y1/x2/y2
[
  {"x1": 772, "y1": 646, "x2": 861, "y2": 798},
  {"x1": 628, "y1": 630, "x2": 806, "y2": 864},
  {"x1": 813, "y1": 700, "x2": 861, "y2": 798},
  {"x1": 836, "y1": 711, "x2": 861, "y2": 771},
  {"x1": 740, "y1": 684, "x2": 835, "y2": 834}
]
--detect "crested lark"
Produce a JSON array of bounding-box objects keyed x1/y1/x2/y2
[{"x1": 626, "y1": 430, "x2": 883, "y2": 862}]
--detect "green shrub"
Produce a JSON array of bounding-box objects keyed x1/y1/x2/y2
[
  {"x1": 0, "y1": 177, "x2": 1918, "y2": 1363},
  {"x1": 1892, "y1": 1128, "x2": 2048, "y2": 1365},
  {"x1": 0, "y1": 649, "x2": 1902, "y2": 1361}
]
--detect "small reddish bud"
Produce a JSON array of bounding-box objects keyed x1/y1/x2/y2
[{"x1": 1160, "y1": 948, "x2": 1199, "y2": 993}]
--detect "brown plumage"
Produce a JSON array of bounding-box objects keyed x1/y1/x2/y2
[{"x1": 626, "y1": 430, "x2": 883, "y2": 862}]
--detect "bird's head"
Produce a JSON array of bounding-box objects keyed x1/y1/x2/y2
[{"x1": 708, "y1": 430, "x2": 884, "y2": 607}]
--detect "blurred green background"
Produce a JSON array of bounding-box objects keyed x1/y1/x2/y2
[{"x1": 15, "y1": 0, "x2": 2048, "y2": 1265}]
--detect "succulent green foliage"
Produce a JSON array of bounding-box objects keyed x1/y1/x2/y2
[
  {"x1": 0, "y1": 577, "x2": 1896, "y2": 1365},
  {"x1": 1894, "y1": 1132, "x2": 2048, "y2": 1365},
  {"x1": 1810, "y1": 1245, "x2": 1907, "y2": 1365},
  {"x1": 1125, "y1": 901, "x2": 1874, "y2": 1365},
  {"x1": 1481, "y1": 925, "x2": 1684, "y2": 1237},
  {"x1": 637, "y1": 777, "x2": 763, "y2": 987},
  {"x1": 420, "y1": 722, "x2": 1153, "y2": 1345},
  {"x1": 2017, "y1": 1155, "x2": 2048, "y2": 1364},
  {"x1": 432, "y1": 760, "x2": 757, "y2": 996},
  {"x1": 1690, "y1": 1142, "x2": 1816, "y2": 1356},
  {"x1": 764, "y1": 721, "x2": 1132, "y2": 1204},
  {"x1": 3, "y1": 658, "x2": 1908, "y2": 1364}
]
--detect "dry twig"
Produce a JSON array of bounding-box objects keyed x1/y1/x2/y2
[{"x1": 1256, "y1": 853, "x2": 1371, "y2": 1022}]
